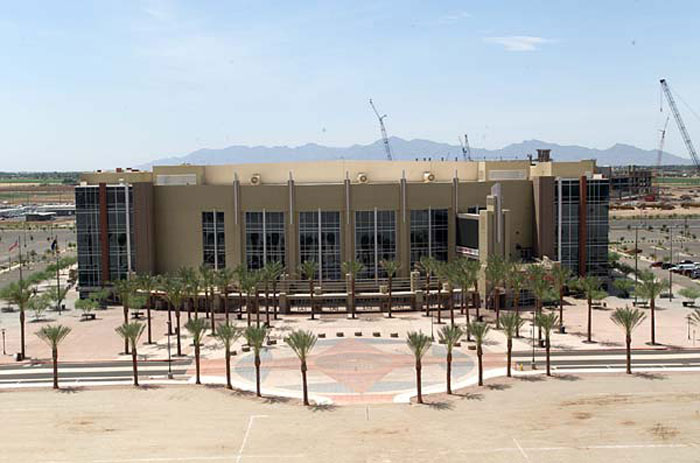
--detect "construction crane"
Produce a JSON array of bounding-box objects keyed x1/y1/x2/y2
[
  {"x1": 458, "y1": 134, "x2": 472, "y2": 161},
  {"x1": 660, "y1": 79, "x2": 700, "y2": 171},
  {"x1": 369, "y1": 98, "x2": 393, "y2": 161}
]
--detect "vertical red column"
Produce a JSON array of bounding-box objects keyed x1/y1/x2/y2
[
  {"x1": 578, "y1": 176, "x2": 587, "y2": 276},
  {"x1": 99, "y1": 183, "x2": 110, "y2": 285}
]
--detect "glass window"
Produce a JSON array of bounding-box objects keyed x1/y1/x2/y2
[
  {"x1": 245, "y1": 211, "x2": 285, "y2": 270},
  {"x1": 355, "y1": 210, "x2": 396, "y2": 279},
  {"x1": 202, "y1": 211, "x2": 226, "y2": 269},
  {"x1": 299, "y1": 210, "x2": 341, "y2": 280},
  {"x1": 410, "y1": 208, "x2": 449, "y2": 268}
]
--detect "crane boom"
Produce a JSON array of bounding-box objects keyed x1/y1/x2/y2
[
  {"x1": 458, "y1": 134, "x2": 472, "y2": 161},
  {"x1": 660, "y1": 79, "x2": 700, "y2": 170},
  {"x1": 369, "y1": 98, "x2": 393, "y2": 161}
]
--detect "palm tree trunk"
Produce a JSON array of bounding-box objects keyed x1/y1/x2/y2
[
  {"x1": 351, "y1": 278, "x2": 356, "y2": 319},
  {"x1": 477, "y1": 348, "x2": 483, "y2": 386},
  {"x1": 167, "y1": 302, "x2": 173, "y2": 334},
  {"x1": 224, "y1": 292, "x2": 229, "y2": 324},
  {"x1": 301, "y1": 360, "x2": 309, "y2": 406},
  {"x1": 587, "y1": 298, "x2": 592, "y2": 343},
  {"x1": 146, "y1": 296, "x2": 153, "y2": 344},
  {"x1": 424, "y1": 275, "x2": 431, "y2": 316},
  {"x1": 194, "y1": 295, "x2": 199, "y2": 319},
  {"x1": 210, "y1": 295, "x2": 216, "y2": 334},
  {"x1": 446, "y1": 352, "x2": 452, "y2": 394},
  {"x1": 186, "y1": 297, "x2": 191, "y2": 321},
  {"x1": 464, "y1": 296, "x2": 472, "y2": 341},
  {"x1": 559, "y1": 291, "x2": 564, "y2": 328},
  {"x1": 123, "y1": 305, "x2": 130, "y2": 354},
  {"x1": 225, "y1": 348, "x2": 232, "y2": 389},
  {"x1": 545, "y1": 338, "x2": 551, "y2": 376},
  {"x1": 626, "y1": 334, "x2": 632, "y2": 374},
  {"x1": 436, "y1": 283, "x2": 442, "y2": 324},
  {"x1": 507, "y1": 339, "x2": 512, "y2": 377},
  {"x1": 272, "y1": 282, "x2": 278, "y2": 320},
  {"x1": 19, "y1": 309, "x2": 26, "y2": 359},
  {"x1": 650, "y1": 299, "x2": 656, "y2": 345},
  {"x1": 246, "y1": 295, "x2": 251, "y2": 327},
  {"x1": 52, "y1": 348, "x2": 58, "y2": 389},
  {"x1": 387, "y1": 276, "x2": 393, "y2": 318},
  {"x1": 255, "y1": 291, "x2": 260, "y2": 327},
  {"x1": 449, "y1": 288, "x2": 455, "y2": 326},
  {"x1": 494, "y1": 288, "x2": 500, "y2": 328},
  {"x1": 309, "y1": 280, "x2": 315, "y2": 320},
  {"x1": 416, "y1": 360, "x2": 423, "y2": 404},
  {"x1": 175, "y1": 308, "x2": 182, "y2": 356},
  {"x1": 195, "y1": 345, "x2": 201, "y2": 385},
  {"x1": 132, "y1": 346, "x2": 139, "y2": 386},
  {"x1": 474, "y1": 283, "x2": 481, "y2": 319},
  {"x1": 537, "y1": 299, "x2": 543, "y2": 341},
  {"x1": 514, "y1": 294, "x2": 521, "y2": 338},
  {"x1": 264, "y1": 284, "x2": 270, "y2": 326},
  {"x1": 255, "y1": 354, "x2": 261, "y2": 397}
]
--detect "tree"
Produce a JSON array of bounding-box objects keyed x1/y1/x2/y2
[
  {"x1": 284, "y1": 329, "x2": 318, "y2": 406},
  {"x1": 500, "y1": 312, "x2": 524, "y2": 378},
  {"x1": 267, "y1": 261, "x2": 284, "y2": 321},
  {"x1": 418, "y1": 256, "x2": 437, "y2": 317},
  {"x1": 300, "y1": 260, "x2": 319, "y2": 320},
  {"x1": 342, "y1": 260, "x2": 364, "y2": 319},
  {"x1": 380, "y1": 259, "x2": 400, "y2": 318},
  {"x1": 574, "y1": 275, "x2": 606, "y2": 343},
  {"x1": 433, "y1": 260, "x2": 447, "y2": 324},
  {"x1": 185, "y1": 317, "x2": 208, "y2": 385},
  {"x1": 113, "y1": 278, "x2": 137, "y2": 354},
  {"x1": 635, "y1": 271, "x2": 666, "y2": 345},
  {"x1": 406, "y1": 331, "x2": 432, "y2": 404},
  {"x1": 240, "y1": 271, "x2": 259, "y2": 327},
  {"x1": 115, "y1": 322, "x2": 146, "y2": 386},
  {"x1": 215, "y1": 322, "x2": 243, "y2": 390},
  {"x1": 678, "y1": 287, "x2": 700, "y2": 306},
  {"x1": 48, "y1": 284, "x2": 69, "y2": 314},
  {"x1": 550, "y1": 263, "x2": 572, "y2": 327},
  {"x1": 162, "y1": 275, "x2": 186, "y2": 356},
  {"x1": 610, "y1": 306, "x2": 646, "y2": 374},
  {"x1": 485, "y1": 255, "x2": 507, "y2": 328},
  {"x1": 689, "y1": 308, "x2": 700, "y2": 329},
  {"x1": 505, "y1": 262, "x2": 526, "y2": 337},
  {"x1": 259, "y1": 264, "x2": 273, "y2": 326},
  {"x1": 458, "y1": 258, "x2": 480, "y2": 339},
  {"x1": 75, "y1": 297, "x2": 98, "y2": 318},
  {"x1": 613, "y1": 278, "x2": 635, "y2": 299},
  {"x1": 535, "y1": 312, "x2": 559, "y2": 376},
  {"x1": 438, "y1": 324, "x2": 463, "y2": 394},
  {"x1": 28, "y1": 292, "x2": 51, "y2": 321},
  {"x1": 244, "y1": 325, "x2": 268, "y2": 397},
  {"x1": 233, "y1": 265, "x2": 248, "y2": 318},
  {"x1": 215, "y1": 267, "x2": 235, "y2": 324},
  {"x1": 199, "y1": 265, "x2": 217, "y2": 333},
  {"x1": 178, "y1": 266, "x2": 199, "y2": 320},
  {"x1": 1, "y1": 280, "x2": 33, "y2": 359},
  {"x1": 135, "y1": 273, "x2": 157, "y2": 344},
  {"x1": 526, "y1": 265, "x2": 552, "y2": 341},
  {"x1": 36, "y1": 324, "x2": 71, "y2": 389},
  {"x1": 470, "y1": 322, "x2": 490, "y2": 386}
]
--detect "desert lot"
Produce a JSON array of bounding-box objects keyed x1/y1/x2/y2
[{"x1": 1, "y1": 373, "x2": 698, "y2": 463}]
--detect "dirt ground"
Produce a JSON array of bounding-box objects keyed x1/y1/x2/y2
[{"x1": 1, "y1": 373, "x2": 698, "y2": 462}]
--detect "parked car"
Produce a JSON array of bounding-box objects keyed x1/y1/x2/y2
[{"x1": 650, "y1": 261, "x2": 664, "y2": 268}]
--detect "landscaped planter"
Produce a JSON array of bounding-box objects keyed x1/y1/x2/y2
[
  {"x1": 373, "y1": 332, "x2": 381, "y2": 337},
  {"x1": 354, "y1": 332, "x2": 362, "y2": 337},
  {"x1": 318, "y1": 333, "x2": 326, "y2": 338},
  {"x1": 390, "y1": 332, "x2": 399, "y2": 338},
  {"x1": 336, "y1": 332, "x2": 344, "y2": 337}
]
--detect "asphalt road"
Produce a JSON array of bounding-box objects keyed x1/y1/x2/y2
[{"x1": 512, "y1": 348, "x2": 700, "y2": 370}]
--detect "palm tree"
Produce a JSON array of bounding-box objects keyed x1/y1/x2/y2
[
  {"x1": 199, "y1": 265, "x2": 217, "y2": 333},
  {"x1": 438, "y1": 324, "x2": 463, "y2": 394},
  {"x1": 485, "y1": 255, "x2": 506, "y2": 328},
  {"x1": 267, "y1": 261, "x2": 284, "y2": 321},
  {"x1": 610, "y1": 306, "x2": 646, "y2": 374},
  {"x1": 459, "y1": 259, "x2": 480, "y2": 338},
  {"x1": 380, "y1": 259, "x2": 400, "y2": 318},
  {"x1": 115, "y1": 322, "x2": 146, "y2": 386},
  {"x1": 500, "y1": 312, "x2": 524, "y2": 377},
  {"x1": 506, "y1": 263, "x2": 526, "y2": 338},
  {"x1": 433, "y1": 260, "x2": 447, "y2": 324},
  {"x1": 550, "y1": 263, "x2": 572, "y2": 329},
  {"x1": 215, "y1": 322, "x2": 243, "y2": 389},
  {"x1": 135, "y1": 273, "x2": 157, "y2": 344},
  {"x1": 233, "y1": 265, "x2": 248, "y2": 318},
  {"x1": 690, "y1": 308, "x2": 700, "y2": 328},
  {"x1": 112, "y1": 278, "x2": 136, "y2": 354},
  {"x1": 635, "y1": 271, "x2": 666, "y2": 345},
  {"x1": 418, "y1": 256, "x2": 437, "y2": 316},
  {"x1": 215, "y1": 267, "x2": 235, "y2": 324},
  {"x1": 527, "y1": 265, "x2": 552, "y2": 341},
  {"x1": 406, "y1": 331, "x2": 432, "y2": 404},
  {"x1": 162, "y1": 275, "x2": 186, "y2": 356},
  {"x1": 284, "y1": 329, "x2": 318, "y2": 406},
  {"x1": 178, "y1": 266, "x2": 199, "y2": 320},
  {"x1": 35, "y1": 324, "x2": 71, "y2": 389},
  {"x1": 185, "y1": 317, "x2": 208, "y2": 385},
  {"x1": 244, "y1": 325, "x2": 268, "y2": 397},
  {"x1": 240, "y1": 271, "x2": 258, "y2": 327},
  {"x1": 575, "y1": 275, "x2": 606, "y2": 343},
  {"x1": 342, "y1": 260, "x2": 364, "y2": 319},
  {"x1": 300, "y1": 260, "x2": 319, "y2": 320},
  {"x1": 259, "y1": 264, "x2": 273, "y2": 326},
  {"x1": 535, "y1": 312, "x2": 559, "y2": 376},
  {"x1": 470, "y1": 322, "x2": 490, "y2": 386}
]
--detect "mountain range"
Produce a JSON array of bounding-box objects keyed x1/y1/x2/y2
[{"x1": 141, "y1": 137, "x2": 691, "y2": 168}]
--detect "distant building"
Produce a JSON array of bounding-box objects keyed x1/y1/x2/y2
[
  {"x1": 75, "y1": 158, "x2": 609, "y2": 292},
  {"x1": 598, "y1": 165, "x2": 653, "y2": 199}
]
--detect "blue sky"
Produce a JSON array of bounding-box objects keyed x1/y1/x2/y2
[{"x1": 2, "y1": 0, "x2": 700, "y2": 171}]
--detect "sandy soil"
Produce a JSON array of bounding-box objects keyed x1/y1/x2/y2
[{"x1": 1, "y1": 373, "x2": 698, "y2": 462}]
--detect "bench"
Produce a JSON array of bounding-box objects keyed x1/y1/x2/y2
[
  {"x1": 131, "y1": 311, "x2": 145, "y2": 320},
  {"x1": 81, "y1": 313, "x2": 96, "y2": 321}
]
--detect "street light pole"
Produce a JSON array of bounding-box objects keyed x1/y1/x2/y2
[
  {"x1": 669, "y1": 226, "x2": 673, "y2": 301},
  {"x1": 634, "y1": 224, "x2": 639, "y2": 305},
  {"x1": 531, "y1": 312, "x2": 536, "y2": 370},
  {"x1": 166, "y1": 321, "x2": 173, "y2": 379},
  {"x1": 1, "y1": 329, "x2": 5, "y2": 355}
]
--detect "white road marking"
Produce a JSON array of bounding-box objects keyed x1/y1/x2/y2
[
  {"x1": 512, "y1": 438, "x2": 530, "y2": 462},
  {"x1": 236, "y1": 415, "x2": 268, "y2": 463}
]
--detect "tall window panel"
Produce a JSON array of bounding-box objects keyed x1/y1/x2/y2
[
  {"x1": 299, "y1": 210, "x2": 342, "y2": 281},
  {"x1": 245, "y1": 211, "x2": 285, "y2": 271},
  {"x1": 586, "y1": 180, "x2": 610, "y2": 277},
  {"x1": 355, "y1": 209, "x2": 396, "y2": 279},
  {"x1": 202, "y1": 211, "x2": 226, "y2": 269},
  {"x1": 75, "y1": 186, "x2": 101, "y2": 288},
  {"x1": 555, "y1": 179, "x2": 581, "y2": 275},
  {"x1": 410, "y1": 208, "x2": 449, "y2": 269},
  {"x1": 106, "y1": 185, "x2": 134, "y2": 282}
]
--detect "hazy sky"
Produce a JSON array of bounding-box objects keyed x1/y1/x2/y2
[{"x1": 2, "y1": 0, "x2": 699, "y2": 171}]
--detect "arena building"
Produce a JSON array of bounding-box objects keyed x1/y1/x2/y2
[{"x1": 75, "y1": 151, "x2": 609, "y2": 294}]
